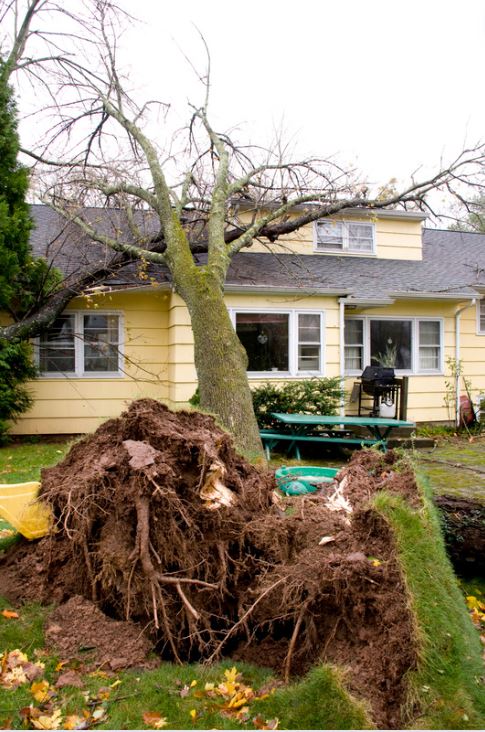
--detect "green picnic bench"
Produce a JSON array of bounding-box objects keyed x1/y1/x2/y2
[{"x1": 260, "y1": 413, "x2": 416, "y2": 460}]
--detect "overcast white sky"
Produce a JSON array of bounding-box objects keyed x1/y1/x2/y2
[{"x1": 119, "y1": 0, "x2": 485, "y2": 190}]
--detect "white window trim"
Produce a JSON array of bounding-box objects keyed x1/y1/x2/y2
[
  {"x1": 35, "y1": 310, "x2": 124, "y2": 379},
  {"x1": 229, "y1": 307, "x2": 326, "y2": 378},
  {"x1": 476, "y1": 299, "x2": 485, "y2": 335},
  {"x1": 344, "y1": 315, "x2": 444, "y2": 376},
  {"x1": 313, "y1": 219, "x2": 376, "y2": 255}
]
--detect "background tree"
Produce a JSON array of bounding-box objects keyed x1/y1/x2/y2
[
  {"x1": 449, "y1": 193, "x2": 485, "y2": 232},
  {"x1": 2, "y1": 0, "x2": 485, "y2": 453},
  {"x1": 0, "y1": 55, "x2": 55, "y2": 439}
]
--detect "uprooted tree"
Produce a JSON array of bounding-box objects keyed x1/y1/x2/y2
[{"x1": 2, "y1": 0, "x2": 485, "y2": 453}]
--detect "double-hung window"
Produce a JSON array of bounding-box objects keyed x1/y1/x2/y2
[
  {"x1": 38, "y1": 312, "x2": 122, "y2": 377},
  {"x1": 478, "y1": 300, "x2": 485, "y2": 334},
  {"x1": 344, "y1": 317, "x2": 442, "y2": 374},
  {"x1": 315, "y1": 220, "x2": 375, "y2": 254},
  {"x1": 231, "y1": 310, "x2": 324, "y2": 376}
]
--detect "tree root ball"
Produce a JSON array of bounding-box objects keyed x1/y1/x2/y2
[{"x1": 0, "y1": 399, "x2": 421, "y2": 729}]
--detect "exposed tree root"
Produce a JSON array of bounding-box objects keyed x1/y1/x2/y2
[{"x1": 0, "y1": 400, "x2": 421, "y2": 729}]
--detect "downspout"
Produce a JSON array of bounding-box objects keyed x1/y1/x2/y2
[
  {"x1": 455, "y1": 299, "x2": 476, "y2": 427},
  {"x1": 339, "y1": 298, "x2": 346, "y2": 417}
]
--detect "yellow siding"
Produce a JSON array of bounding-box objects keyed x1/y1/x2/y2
[
  {"x1": 236, "y1": 211, "x2": 423, "y2": 260},
  {"x1": 167, "y1": 294, "x2": 197, "y2": 405},
  {"x1": 455, "y1": 303, "x2": 485, "y2": 405},
  {"x1": 11, "y1": 286, "x2": 485, "y2": 435},
  {"x1": 12, "y1": 289, "x2": 171, "y2": 435},
  {"x1": 343, "y1": 299, "x2": 485, "y2": 423}
]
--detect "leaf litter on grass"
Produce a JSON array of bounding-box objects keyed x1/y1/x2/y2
[
  {"x1": 173, "y1": 666, "x2": 279, "y2": 730},
  {"x1": 0, "y1": 646, "x2": 123, "y2": 730}
]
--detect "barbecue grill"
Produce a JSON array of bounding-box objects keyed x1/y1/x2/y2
[{"x1": 360, "y1": 366, "x2": 399, "y2": 417}]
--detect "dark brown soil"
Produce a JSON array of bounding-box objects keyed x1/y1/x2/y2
[
  {"x1": 45, "y1": 596, "x2": 156, "y2": 671},
  {"x1": 0, "y1": 399, "x2": 422, "y2": 729},
  {"x1": 434, "y1": 494, "x2": 485, "y2": 572}
]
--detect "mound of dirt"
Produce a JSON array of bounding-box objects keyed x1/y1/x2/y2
[
  {"x1": 45, "y1": 596, "x2": 156, "y2": 671},
  {"x1": 0, "y1": 399, "x2": 421, "y2": 729}
]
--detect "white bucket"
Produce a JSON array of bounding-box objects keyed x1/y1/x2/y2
[{"x1": 379, "y1": 398, "x2": 396, "y2": 418}]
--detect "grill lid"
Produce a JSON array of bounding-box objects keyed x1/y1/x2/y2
[
  {"x1": 361, "y1": 366, "x2": 396, "y2": 395},
  {"x1": 361, "y1": 366, "x2": 395, "y2": 382}
]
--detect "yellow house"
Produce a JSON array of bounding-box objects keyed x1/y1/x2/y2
[{"x1": 12, "y1": 205, "x2": 485, "y2": 434}]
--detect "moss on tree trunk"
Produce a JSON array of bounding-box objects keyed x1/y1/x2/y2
[{"x1": 178, "y1": 272, "x2": 263, "y2": 457}]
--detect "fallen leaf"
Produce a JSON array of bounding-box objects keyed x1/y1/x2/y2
[
  {"x1": 0, "y1": 650, "x2": 44, "y2": 689},
  {"x1": 31, "y1": 709, "x2": 64, "y2": 730},
  {"x1": 95, "y1": 686, "x2": 112, "y2": 702},
  {"x1": 64, "y1": 714, "x2": 88, "y2": 730},
  {"x1": 55, "y1": 670, "x2": 84, "y2": 689},
  {"x1": 142, "y1": 711, "x2": 168, "y2": 729},
  {"x1": 91, "y1": 706, "x2": 108, "y2": 724},
  {"x1": 190, "y1": 679, "x2": 198, "y2": 687},
  {"x1": 467, "y1": 595, "x2": 480, "y2": 610},
  {"x1": 1, "y1": 609, "x2": 19, "y2": 619},
  {"x1": 368, "y1": 557, "x2": 382, "y2": 567},
  {"x1": 88, "y1": 669, "x2": 109, "y2": 679},
  {"x1": 318, "y1": 535, "x2": 335, "y2": 546},
  {"x1": 31, "y1": 679, "x2": 50, "y2": 702},
  {"x1": 252, "y1": 716, "x2": 279, "y2": 730},
  {"x1": 54, "y1": 660, "x2": 69, "y2": 672},
  {"x1": 224, "y1": 666, "x2": 239, "y2": 684}
]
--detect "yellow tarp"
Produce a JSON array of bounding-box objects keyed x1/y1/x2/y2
[{"x1": 0, "y1": 482, "x2": 52, "y2": 540}]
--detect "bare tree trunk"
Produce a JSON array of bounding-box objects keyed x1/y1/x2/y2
[{"x1": 178, "y1": 274, "x2": 263, "y2": 457}]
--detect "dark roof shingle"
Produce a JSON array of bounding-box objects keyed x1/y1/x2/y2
[{"x1": 29, "y1": 205, "x2": 485, "y2": 300}]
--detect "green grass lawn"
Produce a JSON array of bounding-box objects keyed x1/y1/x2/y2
[
  {"x1": 0, "y1": 439, "x2": 484, "y2": 729},
  {"x1": 0, "y1": 440, "x2": 72, "y2": 484},
  {"x1": 416, "y1": 434, "x2": 485, "y2": 501}
]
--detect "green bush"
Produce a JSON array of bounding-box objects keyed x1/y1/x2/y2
[
  {"x1": 252, "y1": 377, "x2": 343, "y2": 429},
  {"x1": 0, "y1": 339, "x2": 36, "y2": 443}
]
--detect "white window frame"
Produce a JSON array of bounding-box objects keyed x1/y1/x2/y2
[
  {"x1": 35, "y1": 310, "x2": 124, "y2": 378},
  {"x1": 229, "y1": 308, "x2": 325, "y2": 378},
  {"x1": 314, "y1": 220, "x2": 376, "y2": 255},
  {"x1": 344, "y1": 316, "x2": 444, "y2": 376},
  {"x1": 477, "y1": 299, "x2": 485, "y2": 334}
]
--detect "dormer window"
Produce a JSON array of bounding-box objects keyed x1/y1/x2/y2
[{"x1": 315, "y1": 220, "x2": 375, "y2": 254}]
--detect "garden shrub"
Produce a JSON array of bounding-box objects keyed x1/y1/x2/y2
[{"x1": 252, "y1": 377, "x2": 343, "y2": 429}]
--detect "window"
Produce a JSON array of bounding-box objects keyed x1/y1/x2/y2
[
  {"x1": 38, "y1": 315, "x2": 76, "y2": 373},
  {"x1": 344, "y1": 317, "x2": 442, "y2": 374},
  {"x1": 370, "y1": 320, "x2": 412, "y2": 370},
  {"x1": 478, "y1": 300, "x2": 485, "y2": 334},
  {"x1": 232, "y1": 310, "x2": 324, "y2": 375},
  {"x1": 315, "y1": 220, "x2": 374, "y2": 253},
  {"x1": 344, "y1": 319, "x2": 364, "y2": 371},
  {"x1": 418, "y1": 321, "x2": 441, "y2": 370},
  {"x1": 298, "y1": 313, "x2": 322, "y2": 371},
  {"x1": 38, "y1": 312, "x2": 122, "y2": 376}
]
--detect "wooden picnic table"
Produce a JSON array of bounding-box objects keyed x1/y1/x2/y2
[{"x1": 260, "y1": 413, "x2": 416, "y2": 459}]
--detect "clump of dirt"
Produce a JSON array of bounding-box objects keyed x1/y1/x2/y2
[
  {"x1": 0, "y1": 399, "x2": 421, "y2": 729},
  {"x1": 46, "y1": 596, "x2": 156, "y2": 671}
]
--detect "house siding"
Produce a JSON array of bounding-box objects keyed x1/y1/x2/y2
[
  {"x1": 8, "y1": 250, "x2": 485, "y2": 434},
  {"x1": 239, "y1": 213, "x2": 423, "y2": 260},
  {"x1": 12, "y1": 289, "x2": 171, "y2": 434},
  {"x1": 13, "y1": 290, "x2": 343, "y2": 434},
  {"x1": 344, "y1": 299, "x2": 485, "y2": 423}
]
